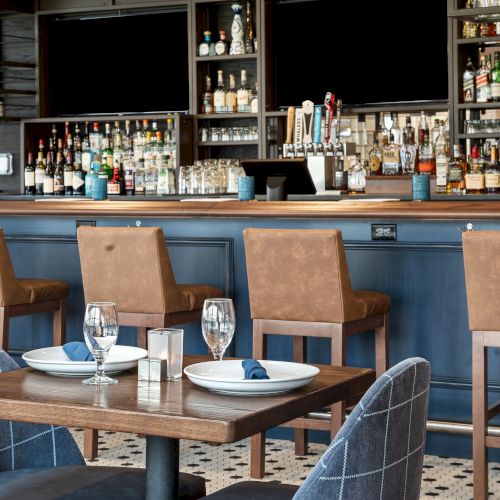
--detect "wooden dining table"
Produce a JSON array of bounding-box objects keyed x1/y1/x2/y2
[{"x1": 0, "y1": 354, "x2": 375, "y2": 500}]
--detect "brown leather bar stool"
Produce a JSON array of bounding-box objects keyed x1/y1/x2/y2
[
  {"x1": 462, "y1": 230, "x2": 500, "y2": 500},
  {"x1": 0, "y1": 228, "x2": 68, "y2": 351},
  {"x1": 243, "y1": 228, "x2": 390, "y2": 478},
  {"x1": 77, "y1": 226, "x2": 224, "y2": 459}
]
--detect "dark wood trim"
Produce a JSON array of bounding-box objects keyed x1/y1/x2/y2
[{"x1": 0, "y1": 0, "x2": 34, "y2": 13}]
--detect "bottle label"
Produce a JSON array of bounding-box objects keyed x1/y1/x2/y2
[
  {"x1": 463, "y1": 75, "x2": 475, "y2": 103},
  {"x1": 492, "y1": 82, "x2": 500, "y2": 99},
  {"x1": 237, "y1": 90, "x2": 249, "y2": 105},
  {"x1": 35, "y1": 170, "x2": 45, "y2": 185},
  {"x1": 250, "y1": 97, "x2": 258, "y2": 114},
  {"x1": 124, "y1": 172, "x2": 135, "y2": 191},
  {"x1": 369, "y1": 155, "x2": 381, "y2": 174},
  {"x1": 465, "y1": 172, "x2": 485, "y2": 190},
  {"x1": 43, "y1": 177, "x2": 54, "y2": 194},
  {"x1": 215, "y1": 41, "x2": 226, "y2": 55},
  {"x1": 54, "y1": 176, "x2": 64, "y2": 192},
  {"x1": 214, "y1": 90, "x2": 226, "y2": 108},
  {"x1": 485, "y1": 172, "x2": 500, "y2": 188},
  {"x1": 24, "y1": 171, "x2": 35, "y2": 187},
  {"x1": 435, "y1": 157, "x2": 448, "y2": 186},
  {"x1": 64, "y1": 171, "x2": 73, "y2": 186},
  {"x1": 225, "y1": 92, "x2": 237, "y2": 108},
  {"x1": 449, "y1": 166, "x2": 464, "y2": 182},
  {"x1": 476, "y1": 72, "x2": 491, "y2": 103},
  {"x1": 199, "y1": 43, "x2": 209, "y2": 56},
  {"x1": 73, "y1": 174, "x2": 85, "y2": 190},
  {"x1": 107, "y1": 182, "x2": 120, "y2": 195}
]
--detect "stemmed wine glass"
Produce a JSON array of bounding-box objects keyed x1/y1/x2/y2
[
  {"x1": 82, "y1": 302, "x2": 119, "y2": 385},
  {"x1": 201, "y1": 298, "x2": 236, "y2": 361}
]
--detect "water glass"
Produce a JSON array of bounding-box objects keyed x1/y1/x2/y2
[
  {"x1": 82, "y1": 302, "x2": 119, "y2": 385},
  {"x1": 201, "y1": 298, "x2": 236, "y2": 361}
]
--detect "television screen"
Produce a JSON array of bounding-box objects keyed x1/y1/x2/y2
[
  {"x1": 272, "y1": 0, "x2": 448, "y2": 107},
  {"x1": 45, "y1": 8, "x2": 189, "y2": 116}
]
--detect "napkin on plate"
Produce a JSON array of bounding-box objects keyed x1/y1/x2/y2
[
  {"x1": 62, "y1": 341, "x2": 94, "y2": 361},
  {"x1": 242, "y1": 359, "x2": 270, "y2": 380}
]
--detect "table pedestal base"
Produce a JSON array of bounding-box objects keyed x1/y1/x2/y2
[{"x1": 146, "y1": 435, "x2": 179, "y2": 500}]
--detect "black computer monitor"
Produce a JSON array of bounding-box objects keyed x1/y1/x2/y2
[{"x1": 241, "y1": 159, "x2": 316, "y2": 201}]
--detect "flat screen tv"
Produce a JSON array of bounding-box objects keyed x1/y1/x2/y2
[
  {"x1": 271, "y1": 0, "x2": 448, "y2": 107},
  {"x1": 45, "y1": 8, "x2": 189, "y2": 116}
]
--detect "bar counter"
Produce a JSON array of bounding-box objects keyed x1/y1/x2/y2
[{"x1": 1, "y1": 197, "x2": 498, "y2": 461}]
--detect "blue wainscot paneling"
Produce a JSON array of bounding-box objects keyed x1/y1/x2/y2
[{"x1": 1, "y1": 214, "x2": 496, "y2": 459}]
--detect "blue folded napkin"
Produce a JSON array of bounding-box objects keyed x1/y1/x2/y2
[
  {"x1": 242, "y1": 359, "x2": 270, "y2": 380},
  {"x1": 62, "y1": 341, "x2": 94, "y2": 361}
]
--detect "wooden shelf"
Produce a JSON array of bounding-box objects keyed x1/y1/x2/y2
[
  {"x1": 265, "y1": 110, "x2": 288, "y2": 117},
  {"x1": 457, "y1": 35, "x2": 500, "y2": 44},
  {"x1": 0, "y1": 88, "x2": 35, "y2": 96},
  {"x1": 195, "y1": 54, "x2": 257, "y2": 62},
  {"x1": 449, "y1": 6, "x2": 500, "y2": 20},
  {"x1": 457, "y1": 102, "x2": 500, "y2": 109},
  {"x1": 458, "y1": 132, "x2": 500, "y2": 139},
  {"x1": 195, "y1": 113, "x2": 258, "y2": 119},
  {"x1": 0, "y1": 60, "x2": 35, "y2": 70},
  {"x1": 199, "y1": 140, "x2": 259, "y2": 146}
]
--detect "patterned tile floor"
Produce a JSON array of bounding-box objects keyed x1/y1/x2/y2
[{"x1": 71, "y1": 429, "x2": 500, "y2": 498}]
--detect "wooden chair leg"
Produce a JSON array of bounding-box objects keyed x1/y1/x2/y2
[
  {"x1": 293, "y1": 336, "x2": 308, "y2": 455},
  {"x1": 374, "y1": 313, "x2": 389, "y2": 378},
  {"x1": 473, "y1": 331, "x2": 489, "y2": 500},
  {"x1": 52, "y1": 299, "x2": 66, "y2": 346},
  {"x1": 0, "y1": 307, "x2": 9, "y2": 352},
  {"x1": 331, "y1": 327, "x2": 347, "y2": 438},
  {"x1": 138, "y1": 327, "x2": 147, "y2": 349},
  {"x1": 83, "y1": 428, "x2": 99, "y2": 460}
]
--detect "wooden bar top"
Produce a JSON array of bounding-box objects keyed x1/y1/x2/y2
[{"x1": 0, "y1": 198, "x2": 499, "y2": 219}]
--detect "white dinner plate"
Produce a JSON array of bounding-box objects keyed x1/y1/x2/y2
[
  {"x1": 184, "y1": 360, "x2": 320, "y2": 395},
  {"x1": 22, "y1": 345, "x2": 148, "y2": 377}
]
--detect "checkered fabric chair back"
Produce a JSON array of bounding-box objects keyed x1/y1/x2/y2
[
  {"x1": 0, "y1": 349, "x2": 85, "y2": 471},
  {"x1": 293, "y1": 357, "x2": 430, "y2": 500}
]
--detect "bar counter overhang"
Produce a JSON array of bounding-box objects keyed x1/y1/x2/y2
[{"x1": 1, "y1": 198, "x2": 497, "y2": 460}]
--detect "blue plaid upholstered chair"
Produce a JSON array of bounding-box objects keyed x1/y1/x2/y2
[
  {"x1": 0, "y1": 349, "x2": 206, "y2": 500},
  {"x1": 203, "y1": 357, "x2": 430, "y2": 500}
]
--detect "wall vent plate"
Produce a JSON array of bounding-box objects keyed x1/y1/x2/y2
[
  {"x1": 0, "y1": 153, "x2": 13, "y2": 175},
  {"x1": 371, "y1": 224, "x2": 397, "y2": 241}
]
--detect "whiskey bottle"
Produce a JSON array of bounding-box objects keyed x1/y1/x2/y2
[
  {"x1": 418, "y1": 111, "x2": 429, "y2": 146},
  {"x1": 417, "y1": 133, "x2": 435, "y2": 174},
  {"x1": 463, "y1": 57, "x2": 476, "y2": 103},
  {"x1": 24, "y1": 152, "x2": 35, "y2": 195},
  {"x1": 465, "y1": 145, "x2": 485, "y2": 194},
  {"x1": 368, "y1": 139, "x2": 382, "y2": 175},
  {"x1": 237, "y1": 69, "x2": 250, "y2": 113},
  {"x1": 35, "y1": 151, "x2": 45, "y2": 195},
  {"x1": 199, "y1": 31, "x2": 212, "y2": 57},
  {"x1": 347, "y1": 154, "x2": 367, "y2": 193},
  {"x1": 54, "y1": 152, "x2": 65, "y2": 196},
  {"x1": 215, "y1": 30, "x2": 229, "y2": 55},
  {"x1": 225, "y1": 74, "x2": 237, "y2": 113},
  {"x1": 448, "y1": 144, "x2": 467, "y2": 194},
  {"x1": 245, "y1": 0, "x2": 255, "y2": 54},
  {"x1": 430, "y1": 119, "x2": 440, "y2": 146},
  {"x1": 382, "y1": 134, "x2": 401, "y2": 175},
  {"x1": 214, "y1": 70, "x2": 226, "y2": 114},
  {"x1": 377, "y1": 113, "x2": 389, "y2": 146},
  {"x1": 63, "y1": 152, "x2": 74, "y2": 196},
  {"x1": 435, "y1": 125, "x2": 449, "y2": 194},
  {"x1": 202, "y1": 75, "x2": 214, "y2": 114},
  {"x1": 485, "y1": 144, "x2": 500, "y2": 193},
  {"x1": 491, "y1": 51, "x2": 500, "y2": 102},
  {"x1": 44, "y1": 152, "x2": 54, "y2": 196},
  {"x1": 401, "y1": 116, "x2": 416, "y2": 174},
  {"x1": 476, "y1": 55, "x2": 492, "y2": 103}
]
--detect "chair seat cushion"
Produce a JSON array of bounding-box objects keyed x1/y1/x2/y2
[
  {"x1": 347, "y1": 290, "x2": 390, "y2": 322},
  {"x1": 16, "y1": 278, "x2": 70, "y2": 305},
  {"x1": 0, "y1": 465, "x2": 206, "y2": 500},
  {"x1": 170, "y1": 284, "x2": 224, "y2": 313},
  {"x1": 203, "y1": 481, "x2": 298, "y2": 499}
]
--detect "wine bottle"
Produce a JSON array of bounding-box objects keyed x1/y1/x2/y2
[{"x1": 24, "y1": 152, "x2": 35, "y2": 195}]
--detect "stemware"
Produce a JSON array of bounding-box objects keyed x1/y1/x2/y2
[
  {"x1": 82, "y1": 302, "x2": 119, "y2": 385},
  {"x1": 201, "y1": 298, "x2": 236, "y2": 361}
]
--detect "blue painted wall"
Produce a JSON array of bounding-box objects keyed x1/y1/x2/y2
[{"x1": 1, "y1": 214, "x2": 495, "y2": 459}]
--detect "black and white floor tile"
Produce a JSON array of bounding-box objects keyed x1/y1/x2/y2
[{"x1": 71, "y1": 429, "x2": 500, "y2": 498}]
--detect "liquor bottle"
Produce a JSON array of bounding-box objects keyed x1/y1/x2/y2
[
  {"x1": 24, "y1": 152, "x2": 35, "y2": 195},
  {"x1": 101, "y1": 153, "x2": 113, "y2": 180},
  {"x1": 81, "y1": 122, "x2": 92, "y2": 172},
  {"x1": 485, "y1": 144, "x2": 500, "y2": 193},
  {"x1": 135, "y1": 158, "x2": 146, "y2": 195},
  {"x1": 63, "y1": 152, "x2": 74, "y2": 195},
  {"x1": 417, "y1": 133, "x2": 435, "y2": 174},
  {"x1": 418, "y1": 111, "x2": 429, "y2": 146},
  {"x1": 448, "y1": 144, "x2": 467, "y2": 194},
  {"x1": 430, "y1": 119, "x2": 440, "y2": 146},
  {"x1": 35, "y1": 151, "x2": 45, "y2": 195},
  {"x1": 73, "y1": 123, "x2": 82, "y2": 166},
  {"x1": 38, "y1": 139, "x2": 45, "y2": 158},
  {"x1": 377, "y1": 113, "x2": 389, "y2": 146},
  {"x1": 237, "y1": 69, "x2": 250, "y2": 113},
  {"x1": 476, "y1": 55, "x2": 492, "y2": 103},
  {"x1": 491, "y1": 51, "x2": 500, "y2": 102},
  {"x1": 382, "y1": 134, "x2": 401, "y2": 175},
  {"x1": 51, "y1": 124, "x2": 58, "y2": 151},
  {"x1": 389, "y1": 113, "x2": 401, "y2": 145},
  {"x1": 107, "y1": 160, "x2": 122, "y2": 195},
  {"x1": 103, "y1": 123, "x2": 113, "y2": 158},
  {"x1": 157, "y1": 155, "x2": 170, "y2": 195},
  {"x1": 199, "y1": 31, "x2": 212, "y2": 57},
  {"x1": 215, "y1": 30, "x2": 229, "y2": 55},
  {"x1": 401, "y1": 116, "x2": 416, "y2": 174},
  {"x1": 368, "y1": 138, "x2": 382, "y2": 175},
  {"x1": 63, "y1": 121, "x2": 70, "y2": 148},
  {"x1": 250, "y1": 81, "x2": 259, "y2": 114},
  {"x1": 465, "y1": 145, "x2": 485, "y2": 194},
  {"x1": 64, "y1": 133, "x2": 73, "y2": 161},
  {"x1": 123, "y1": 120, "x2": 133, "y2": 156},
  {"x1": 225, "y1": 74, "x2": 237, "y2": 114},
  {"x1": 435, "y1": 124, "x2": 449, "y2": 194},
  {"x1": 89, "y1": 122, "x2": 101, "y2": 153},
  {"x1": 463, "y1": 57, "x2": 476, "y2": 103},
  {"x1": 347, "y1": 154, "x2": 367, "y2": 193},
  {"x1": 145, "y1": 158, "x2": 158, "y2": 195},
  {"x1": 72, "y1": 159, "x2": 85, "y2": 196},
  {"x1": 214, "y1": 70, "x2": 226, "y2": 114},
  {"x1": 202, "y1": 75, "x2": 214, "y2": 114},
  {"x1": 43, "y1": 152, "x2": 54, "y2": 196},
  {"x1": 245, "y1": 0, "x2": 255, "y2": 54},
  {"x1": 54, "y1": 152, "x2": 65, "y2": 196},
  {"x1": 123, "y1": 158, "x2": 135, "y2": 196}
]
